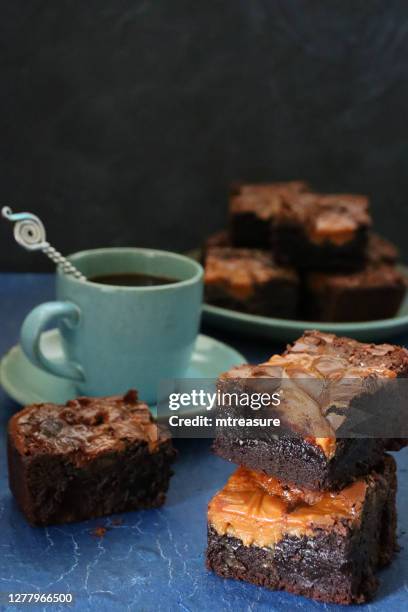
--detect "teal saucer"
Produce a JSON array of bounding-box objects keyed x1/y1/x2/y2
[{"x1": 0, "y1": 330, "x2": 246, "y2": 407}]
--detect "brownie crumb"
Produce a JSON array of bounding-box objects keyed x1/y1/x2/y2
[{"x1": 91, "y1": 526, "x2": 108, "y2": 538}]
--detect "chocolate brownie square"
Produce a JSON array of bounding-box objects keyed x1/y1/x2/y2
[
  {"x1": 229, "y1": 181, "x2": 310, "y2": 248},
  {"x1": 366, "y1": 232, "x2": 399, "y2": 264},
  {"x1": 204, "y1": 246, "x2": 299, "y2": 318},
  {"x1": 272, "y1": 192, "x2": 372, "y2": 269},
  {"x1": 206, "y1": 456, "x2": 397, "y2": 604},
  {"x1": 213, "y1": 331, "x2": 408, "y2": 490},
  {"x1": 8, "y1": 390, "x2": 176, "y2": 525},
  {"x1": 303, "y1": 234, "x2": 406, "y2": 322}
]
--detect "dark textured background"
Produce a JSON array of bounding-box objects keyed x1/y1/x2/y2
[{"x1": 1, "y1": 0, "x2": 408, "y2": 271}]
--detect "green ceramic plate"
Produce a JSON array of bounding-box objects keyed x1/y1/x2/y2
[
  {"x1": 0, "y1": 330, "x2": 246, "y2": 408},
  {"x1": 201, "y1": 259, "x2": 408, "y2": 342},
  {"x1": 203, "y1": 300, "x2": 408, "y2": 342}
]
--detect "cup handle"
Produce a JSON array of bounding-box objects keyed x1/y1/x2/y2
[{"x1": 20, "y1": 301, "x2": 85, "y2": 382}]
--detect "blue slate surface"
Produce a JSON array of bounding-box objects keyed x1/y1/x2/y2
[{"x1": 0, "y1": 273, "x2": 407, "y2": 612}]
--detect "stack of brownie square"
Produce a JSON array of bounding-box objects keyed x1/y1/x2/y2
[
  {"x1": 206, "y1": 330, "x2": 407, "y2": 604},
  {"x1": 204, "y1": 181, "x2": 406, "y2": 321}
]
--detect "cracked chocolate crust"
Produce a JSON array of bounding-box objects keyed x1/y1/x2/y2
[
  {"x1": 206, "y1": 456, "x2": 397, "y2": 605},
  {"x1": 286, "y1": 330, "x2": 408, "y2": 373},
  {"x1": 7, "y1": 391, "x2": 177, "y2": 525}
]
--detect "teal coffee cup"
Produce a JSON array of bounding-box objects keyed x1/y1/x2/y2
[{"x1": 20, "y1": 248, "x2": 203, "y2": 403}]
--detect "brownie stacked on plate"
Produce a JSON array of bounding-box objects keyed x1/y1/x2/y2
[
  {"x1": 204, "y1": 181, "x2": 406, "y2": 321},
  {"x1": 206, "y1": 331, "x2": 407, "y2": 604}
]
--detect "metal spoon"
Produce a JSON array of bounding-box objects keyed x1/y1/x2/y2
[{"x1": 1, "y1": 207, "x2": 86, "y2": 281}]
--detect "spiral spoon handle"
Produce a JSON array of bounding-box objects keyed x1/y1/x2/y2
[{"x1": 1, "y1": 206, "x2": 86, "y2": 281}]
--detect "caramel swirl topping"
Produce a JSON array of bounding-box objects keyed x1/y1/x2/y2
[
  {"x1": 208, "y1": 467, "x2": 367, "y2": 548},
  {"x1": 219, "y1": 331, "x2": 403, "y2": 459}
]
